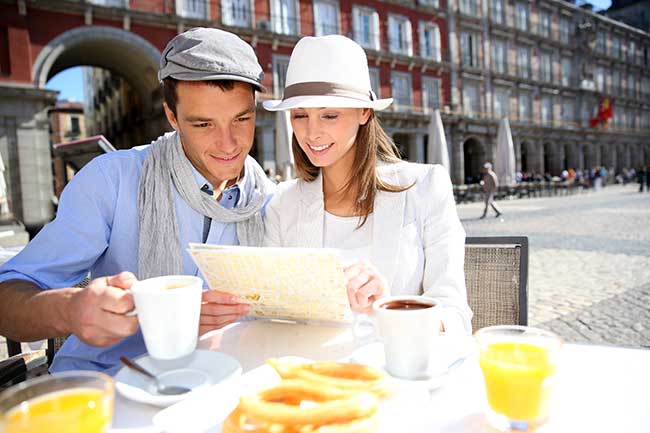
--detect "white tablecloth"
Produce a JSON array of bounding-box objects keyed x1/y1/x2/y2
[{"x1": 110, "y1": 321, "x2": 650, "y2": 433}]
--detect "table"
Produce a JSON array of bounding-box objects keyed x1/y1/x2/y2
[{"x1": 110, "y1": 320, "x2": 650, "y2": 433}]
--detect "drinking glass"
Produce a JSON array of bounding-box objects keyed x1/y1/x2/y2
[
  {"x1": 475, "y1": 325, "x2": 562, "y2": 432},
  {"x1": 0, "y1": 371, "x2": 114, "y2": 433}
]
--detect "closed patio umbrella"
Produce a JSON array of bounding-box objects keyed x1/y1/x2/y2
[
  {"x1": 496, "y1": 117, "x2": 516, "y2": 186},
  {"x1": 426, "y1": 109, "x2": 450, "y2": 171},
  {"x1": 275, "y1": 111, "x2": 294, "y2": 180}
]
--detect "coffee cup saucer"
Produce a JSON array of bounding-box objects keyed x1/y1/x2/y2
[
  {"x1": 349, "y1": 338, "x2": 474, "y2": 390},
  {"x1": 115, "y1": 349, "x2": 242, "y2": 407}
]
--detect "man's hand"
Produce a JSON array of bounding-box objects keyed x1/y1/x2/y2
[
  {"x1": 65, "y1": 272, "x2": 139, "y2": 347},
  {"x1": 343, "y1": 260, "x2": 389, "y2": 314},
  {"x1": 199, "y1": 291, "x2": 251, "y2": 336}
]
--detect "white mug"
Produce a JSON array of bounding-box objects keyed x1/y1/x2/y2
[
  {"x1": 130, "y1": 275, "x2": 203, "y2": 360},
  {"x1": 354, "y1": 295, "x2": 443, "y2": 380}
]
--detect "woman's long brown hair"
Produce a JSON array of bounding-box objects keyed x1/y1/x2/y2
[{"x1": 292, "y1": 111, "x2": 413, "y2": 228}]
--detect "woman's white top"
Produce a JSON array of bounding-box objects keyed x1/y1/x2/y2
[
  {"x1": 263, "y1": 162, "x2": 472, "y2": 334},
  {"x1": 323, "y1": 211, "x2": 373, "y2": 263}
]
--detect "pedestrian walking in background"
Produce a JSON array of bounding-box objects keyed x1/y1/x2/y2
[
  {"x1": 646, "y1": 167, "x2": 650, "y2": 193},
  {"x1": 480, "y1": 162, "x2": 502, "y2": 219},
  {"x1": 639, "y1": 167, "x2": 646, "y2": 193}
]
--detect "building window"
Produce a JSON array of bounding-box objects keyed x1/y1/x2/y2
[
  {"x1": 493, "y1": 87, "x2": 509, "y2": 118},
  {"x1": 561, "y1": 58, "x2": 571, "y2": 87},
  {"x1": 70, "y1": 117, "x2": 81, "y2": 135},
  {"x1": 539, "y1": 9, "x2": 551, "y2": 38},
  {"x1": 352, "y1": 6, "x2": 380, "y2": 50},
  {"x1": 460, "y1": 31, "x2": 481, "y2": 68},
  {"x1": 628, "y1": 40, "x2": 637, "y2": 63},
  {"x1": 595, "y1": 67, "x2": 606, "y2": 93},
  {"x1": 273, "y1": 55, "x2": 290, "y2": 98},
  {"x1": 612, "y1": 69, "x2": 621, "y2": 94},
  {"x1": 518, "y1": 92, "x2": 531, "y2": 121},
  {"x1": 490, "y1": 0, "x2": 505, "y2": 24},
  {"x1": 90, "y1": 0, "x2": 125, "y2": 6},
  {"x1": 628, "y1": 73, "x2": 636, "y2": 98},
  {"x1": 418, "y1": 0, "x2": 439, "y2": 7},
  {"x1": 562, "y1": 98, "x2": 574, "y2": 124},
  {"x1": 611, "y1": 35, "x2": 621, "y2": 59},
  {"x1": 463, "y1": 82, "x2": 481, "y2": 117},
  {"x1": 271, "y1": 0, "x2": 298, "y2": 35},
  {"x1": 314, "y1": 0, "x2": 340, "y2": 36},
  {"x1": 492, "y1": 38, "x2": 507, "y2": 74},
  {"x1": 515, "y1": 3, "x2": 529, "y2": 32},
  {"x1": 596, "y1": 32, "x2": 606, "y2": 54},
  {"x1": 541, "y1": 95, "x2": 553, "y2": 124},
  {"x1": 560, "y1": 17, "x2": 571, "y2": 44},
  {"x1": 221, "y1": 0, "x2": 250, "y2": 27},
  {"x1": 391, "y1": 72, "x2": 413, "y2": 111},
  {"x1": 176, "y1": 0, "x2": 208, "y2": 19},
  {"x1": 419, "y1": 22, "x2": 441, "y2": 61},
  {"x1": 540, "y1": 51, "x2": 552, "y2": 82},
  {"x1": 422, "y1": 76, "x2": 441, "y2": 113},
  {"x1": 459, "y1": 0, "x2": 479, "y2": 16},
  {"x1": 517, "y1": 46, "x2": 531, "y2": 79},
  {"x1": 368, "y1": 67, "x2": 381, "y2": 97},
  {"x1": 388, "y1": 15, "x2": 413, "y2": 56}
]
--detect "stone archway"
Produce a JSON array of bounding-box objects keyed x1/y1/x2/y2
[
  {"x1": 543, "y1": 142, "x2": 553, "y2": 174},
  {"x1": 32, "y1": 26, "x2": 164, "y2": 142},
  {"x1": 462, "y1": 137, "x2": 485, "y2": 183},
  {"x1": 520, "y1": 141, "x2": 530, "y2": 173}
]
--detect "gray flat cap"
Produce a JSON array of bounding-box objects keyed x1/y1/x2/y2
[{"x1": 158, "y1": 27, "x2": 265, "y2": 91}]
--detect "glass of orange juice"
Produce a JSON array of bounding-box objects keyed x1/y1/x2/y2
[
  {"x1": 0, "y1": 371, "x2": 114, "y2": 433},
  {"x1": 476, "y1": 325, "x2": 562, "y2": 432}
]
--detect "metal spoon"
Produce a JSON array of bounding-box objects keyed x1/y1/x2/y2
[{"x1": 119, "y1": 356, "x2": 191, "y2": 395}]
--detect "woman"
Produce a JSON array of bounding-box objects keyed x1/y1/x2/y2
[{"x1": 263, "y1": 35, "x2": 471, "y2": 333}]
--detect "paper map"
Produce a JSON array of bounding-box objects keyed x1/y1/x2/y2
[{"x1": 188, "y1": 243, "x2": 352, "y2": 324}]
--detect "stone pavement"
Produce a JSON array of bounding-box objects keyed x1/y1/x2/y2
[{"x1": 458, "y1": 184, "x2": 650, "y2": 348}]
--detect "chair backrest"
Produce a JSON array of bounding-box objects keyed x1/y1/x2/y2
[{"x1": 464, "y1": 236, "x2": 528, "y2": 332}]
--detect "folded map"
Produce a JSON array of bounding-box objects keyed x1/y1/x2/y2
[{"x1": 188, "y1": 243, "x2": 352, "y2": 324}]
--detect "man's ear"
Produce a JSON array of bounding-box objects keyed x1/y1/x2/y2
[{"x1": 163, "y1": 102, "x2": 179, "y2": 131}]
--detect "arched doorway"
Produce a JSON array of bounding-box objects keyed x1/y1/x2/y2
[
  {"x1": 520, "y1": 142, "x2": 529, "y2": 173},
  {"x1": 393, "y1": 133, "x2": 410, "y2": 160},
  {"x1": 543, "y1": 142, "x2": 553, "y2": 174},
  {"x1": 33, "y1": 26, "x2": 164, "y2": 145},
  {"x1": 462, "y1": 137, "x2": 485, "y2": 183}
]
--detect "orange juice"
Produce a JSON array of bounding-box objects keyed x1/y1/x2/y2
[
  {"x1": 4, "y1": 387, "x2": 112, "y2": 433},
  {"x1": 479, "y1": 341, "x2": 556, "y2": 422}
]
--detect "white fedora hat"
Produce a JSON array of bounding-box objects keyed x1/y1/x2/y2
[{"x1": 263, "y1": 35, "x2": 393, "y2": 111}]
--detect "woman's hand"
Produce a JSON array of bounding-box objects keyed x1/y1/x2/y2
[{"x1": 343, "y1": 260, "x2": 389, "y2": 314}]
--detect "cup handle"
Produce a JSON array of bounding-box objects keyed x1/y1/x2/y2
[{"x1": 352, "y1": 313, "x2": 379, "y2": 345}]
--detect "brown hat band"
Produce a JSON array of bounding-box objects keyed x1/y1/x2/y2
[{"x1": 283, "y1": 82, "x2": 375, "y2": 102}]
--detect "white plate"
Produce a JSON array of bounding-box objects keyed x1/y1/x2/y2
[
  {"x1": 115, "y1": 350, "x2": 242, "y2": 407},
  {"x1": 349, "y1": 337, "x2": 475, "y2": 391}
]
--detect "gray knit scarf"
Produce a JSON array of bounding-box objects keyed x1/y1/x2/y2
[{"x1": 137, "y1": 131, "x2": 268, "y2": 279}]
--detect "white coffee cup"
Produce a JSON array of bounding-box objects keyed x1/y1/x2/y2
[
  {"x1": 130, "y1": 275, "x2": 203, "y2": 360},
  {"x1": 354, "y1": 295, "x2": 443, "y2": 380}
]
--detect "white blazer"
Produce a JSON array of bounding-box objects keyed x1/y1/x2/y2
[{"x1": 264, "y1": 162, "x2": 472, "y2": 333}]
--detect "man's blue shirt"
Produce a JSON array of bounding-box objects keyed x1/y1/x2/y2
[{"x1": 0, "y1": 145, "x2": 272, "y2": 374}]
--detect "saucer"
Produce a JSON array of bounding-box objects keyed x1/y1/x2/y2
[
  {"x1": 115, "y1": 350, "x2": 242, "y2": 407},
  {"x1": 349, "y1": 338, "x2": 474, "y2": 390}
]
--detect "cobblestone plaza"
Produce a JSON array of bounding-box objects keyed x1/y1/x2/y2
[{"x1": 458, "y1": 184, "x2": 650, "y2": 348}]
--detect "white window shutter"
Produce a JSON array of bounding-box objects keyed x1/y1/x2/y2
[
  {"x1": 405, "y1": 19, "x2": 413, "y2": 56},
  {"x1": 372, "y1": 11, "x2": 380, "y2": 50},
  {"x1": 434, "y1": 25, "x2": 441, "y2": 62},
  {"x1": 352, "y1": 7, "x2": 360, "y2": 43},
  {"x1": 419, "y1": 23, "x2": 425, "y2": 58},
  {"x1": 388, "y1": 16, "x2": 396, "y2": 52}
]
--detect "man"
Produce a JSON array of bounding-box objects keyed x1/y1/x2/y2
[
  {"x1": 480, "y1": 162, "x2": 502, "y2": 219},
  {"x1": 0, "y1": 28, "x2": 274, "y2": 374}
]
